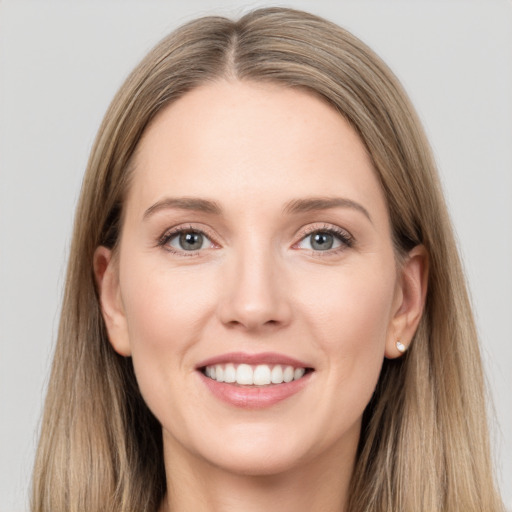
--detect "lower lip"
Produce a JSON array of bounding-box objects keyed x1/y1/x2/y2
[{"x1": 198, "y1": 371, "x2": 312, "y2": 409}]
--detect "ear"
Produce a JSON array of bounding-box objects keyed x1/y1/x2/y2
[
  {"x1": 385, "y1": 245, "x2": 429, "y2": 359},
  {"x1": 93, "y1": 246, "x2": 132, "y2": 357}
]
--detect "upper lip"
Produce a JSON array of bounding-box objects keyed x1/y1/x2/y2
[{"x1": 195, "y1": 352, "x2": 313, "y2": 369}]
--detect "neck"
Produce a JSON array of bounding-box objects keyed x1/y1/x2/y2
[{"x1": 159, "y1": 433, "x2": 356, "y2": 512}]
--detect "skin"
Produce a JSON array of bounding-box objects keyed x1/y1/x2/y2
[{"x1": 95, "y1": 80, "x2": 427, "y2": 512}]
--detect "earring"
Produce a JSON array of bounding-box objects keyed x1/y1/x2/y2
[{"x1": 396, "y1": 340, "x2": 407, "y2": 354}]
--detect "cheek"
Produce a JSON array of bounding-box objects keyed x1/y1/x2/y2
[
  {"x1": 300, "y1": 258, "x2": 396, "y2": 348},
  {"x1": 296, "y1": 258, "x2": 396, "y2": 415},
  {"x1": 117, "y1": 255, "x2": 218, "y2": 411},
  {"x1": 120, "y1": 256, "x2": 215, "y2": 350}
]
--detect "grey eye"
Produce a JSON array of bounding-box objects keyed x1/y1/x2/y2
[
  {"x1": 310, "y1": 232, "x2": 335, "y2": 250},
  {"x1": 168, "y1": 231, "x2": 210, "y2": 251},
  {"x1": 297, "y1": 231, "x2": 344, "y2": 251}
]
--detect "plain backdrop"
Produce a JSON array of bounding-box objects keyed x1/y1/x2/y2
[{"x1": 0, "y1": 1, "x2": 511, "y2": 510}]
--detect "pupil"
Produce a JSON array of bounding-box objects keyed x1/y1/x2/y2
[
  {"x1": 311, "y1": 232, "x2": 333, "y2": 250},
  {"x1": 180, "y1": 232, "x2": 203, "y2": 250}
]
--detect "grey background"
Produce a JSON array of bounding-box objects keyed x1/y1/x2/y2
[{"x1": 1, "y1": 1, "x2": 511, "y2": 510}]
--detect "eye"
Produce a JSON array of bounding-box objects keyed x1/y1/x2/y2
[
  {"x1": 162, "y1": 228, "x2": 215, "y2": 253},
  {"x1": 296, "y1": 227, "x2": 353, "y2": 252}
]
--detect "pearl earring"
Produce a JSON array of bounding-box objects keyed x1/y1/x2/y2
[{"x1": 396, "y1": 340, "x2": 407, "y2": 354}]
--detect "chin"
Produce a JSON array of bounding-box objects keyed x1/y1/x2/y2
[
  {"x1": 162, "y1": 417, "x2": 317, "y2": 477},
  {"x1": 203, "y1": 442, "x2": 311, "y2": 477}
]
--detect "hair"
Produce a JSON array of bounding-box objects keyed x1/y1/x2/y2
[{"x1": 31, "y1": 7, "x2": 504, "y2": 512}]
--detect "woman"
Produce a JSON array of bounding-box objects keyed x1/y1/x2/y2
[{"x1": 31, "y1": 7, "x2": 505, "y2": 512}]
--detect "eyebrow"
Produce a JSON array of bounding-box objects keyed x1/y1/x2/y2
[
  {"x1": 143, "y1": 197, "x2": 222, "y2": 220},
  {"x1": 143, "y1": 196, "x2": 371, "y2": 222},
  {"x1": 283, "y1": 197, "x2": 372, "y2": 223}
]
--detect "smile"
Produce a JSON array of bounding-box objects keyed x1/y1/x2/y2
[
  {"x1": 202, "y1": 363, "x2": 308, "y2": 386},
  {"x1": 196, "y1": 352, "x2": 314, "y2": 408}
]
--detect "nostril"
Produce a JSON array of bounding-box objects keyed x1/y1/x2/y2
[{"x1": 223, "y1": 316, "x2": 283, "y2": 331}]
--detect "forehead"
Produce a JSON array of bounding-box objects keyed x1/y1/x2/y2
[{"x1": 127, "y1": 80, "x2": 387, "y2": 224}]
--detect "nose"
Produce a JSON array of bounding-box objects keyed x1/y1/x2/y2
[{"x1": 217, "y1": 245, "x2": 293, "y2": 332}]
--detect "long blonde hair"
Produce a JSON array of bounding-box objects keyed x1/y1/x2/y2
[{"x1": 32, "y1": 7, "x2": 504, "y2": 512}]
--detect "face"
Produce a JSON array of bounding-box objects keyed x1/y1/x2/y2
[{"x1": 97, "y1": 81, "x2": 423, "y2": 477}]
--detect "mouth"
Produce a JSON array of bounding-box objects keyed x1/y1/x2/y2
[
  {"x1": 200, "y1": 363, "x2": 313, "y2": 386},
  {"x1": 195, "y1": 352, "x2": 314, "y2": 408}
]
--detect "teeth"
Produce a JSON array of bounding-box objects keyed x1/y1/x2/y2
[
  {"x1": 203, "y1": 363, "x2": 308, "y2": 386},
  {"x1": 294, "y1": 368, "x2": 305, "y2": 380},
  {"x1": 224, "y1": 363, "x2": 236, "y2": 383},
  {"x1": 271, "y1": 365, "x2": 283, "y2": 384},
  {"x1": 236, "y1": 364, "x2": 253, "y2": 385},
  {"x1": 253, "y1": 365, "x2": 271, "y2": 385},
  {"x1": 283, "y1": 366, "x2": 294, "y2": 383}
]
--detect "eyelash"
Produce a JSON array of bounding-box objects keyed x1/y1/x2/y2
[
  {"x1": 157, "y1": 223, "x2": 354, "y2": 257},
  {"x1": 295, "y1": 224, "x2": 354, "y2": 255},
  {"x1": 157, "y1": 225, "x2": 217, "y2": 257}
]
